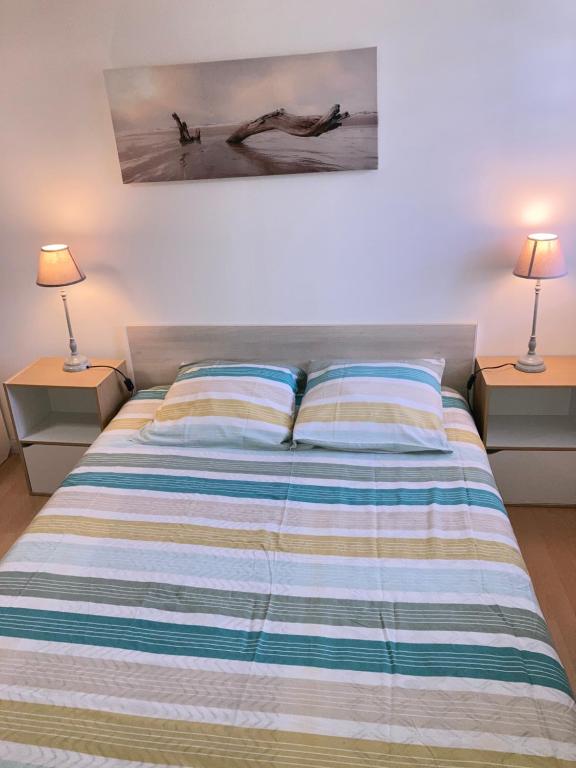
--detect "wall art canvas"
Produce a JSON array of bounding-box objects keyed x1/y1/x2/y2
[{"x1": 104, "y1": 47, "x2": 377, "y2": 183}]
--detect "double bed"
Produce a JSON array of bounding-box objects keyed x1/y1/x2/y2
[{"x1": 0, "y1": 324, "x2": 574, "y2": 767}]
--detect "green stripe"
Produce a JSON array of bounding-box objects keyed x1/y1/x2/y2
[
  {"x1": 0, "y1": 608, "x2": 568, "y2": 694},
  {"x1": 0, "y1": 573, "x2": 550, "y2": 644},
  {"x1": 62, "y1": 471, "x2": 506, "y2": 512},
  {"x1": 79, "y1": 453, "x2": 498, "y2": 488}
]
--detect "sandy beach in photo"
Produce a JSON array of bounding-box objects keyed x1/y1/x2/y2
[{"x1": 115, "y1": 118, "x2": 377, "y2": 183}]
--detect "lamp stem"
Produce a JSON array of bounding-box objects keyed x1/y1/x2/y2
[
  {"x1": 527, "y1": 279, "x2": 541, "y2": 356},
  {"x1": 60, "y1": 290, "x2": 77, "y2": 356},
  {"x1": 515, "y1": 278, "x2": 546, "y2": 372},
  {"x1": 60, "y1": 289, "x2": 89, "y2": 372}
]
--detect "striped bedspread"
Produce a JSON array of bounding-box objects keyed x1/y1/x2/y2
[{"x1": 0, "y1": 387, "x2": 574, "y2": 767}]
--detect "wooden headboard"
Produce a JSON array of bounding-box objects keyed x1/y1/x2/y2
[{"x1": 127, "y1": 324, "x2": 477, "y2": 393}]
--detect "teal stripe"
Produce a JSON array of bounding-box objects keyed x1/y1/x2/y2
[
  {"x1": 307, "y1": 365, "x2": 440, "y2": 392},
  {"x1": 0, "y1": 608, "x2": 568, "y2": 694},
  {"x1": 178, "y1": 365, "x2": 300, "y2": 390},
  {"x1": 0, "y1": 572, "x2": 550, "y2": 644},
  {"x1": 134, "y1": 387, "x2": 460, "y2": 405},
  {"x1": 442, "y1": 395, "x2": 469, "y2": 412},
  {"x1": 136, "y1": 387, "x2": 454, "y2": 406},
  {"x1": 62, "y1": 471, "x2": 506, "y2": 512},
  {"x1": 133, "y1": 387, "x2": 169, "y2": 401}
]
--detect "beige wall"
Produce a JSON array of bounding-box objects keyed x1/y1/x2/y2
[{"x1": 1, "y1": 0, "x2": 575, "y2": 498}]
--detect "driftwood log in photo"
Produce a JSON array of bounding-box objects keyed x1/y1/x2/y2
[
  {"x1": 172, "y1": 112, "x2": 201, "y2": 145},
  {"x1": 226, "y1": 104, "x2": 349, "y2": 144}
]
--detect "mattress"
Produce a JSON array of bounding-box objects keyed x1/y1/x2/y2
[{"x1": 0, "y1": 386, "x2": 574, "y2": 767}]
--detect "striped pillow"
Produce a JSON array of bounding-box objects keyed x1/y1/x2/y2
[
  {"x1": 137, "y1": 362, "x2": 304, "y2": 448},
  {"x1": 293, "y1": 359, "x2": 451, "y2": 452}
]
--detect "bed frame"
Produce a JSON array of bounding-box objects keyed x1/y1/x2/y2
[{"x1": 127, "y1": 324, "x2": 477, "y2": 394}]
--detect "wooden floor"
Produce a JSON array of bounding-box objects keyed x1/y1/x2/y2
[
  {"x1": 0, "y1": 455, "x2": 47, "y2": 556},
  {"x1": 0, "y1": 455, "x2": 574, "y2": 692},
  {"x1": 507, "y1": 505, "x2": 576, "y2": 693}
]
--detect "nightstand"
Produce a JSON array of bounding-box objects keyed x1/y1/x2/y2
[
  {"x1": 473, "y1": 356, "x2": 576, "y2": 452},
  {"x1": 4, "y1": 358, "x2": 129, "y2": 495}
]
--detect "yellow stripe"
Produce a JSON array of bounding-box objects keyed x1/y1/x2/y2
[
  {"x1": 446, "y1": 428, "x2": 484, "y2": 448},
  {"x1": 156, "y1": 398, "x2": 291, "y2": 428},
  {"x1": 298, "y1": 402, "x2": 442, "y2": 430},
  {"x1": 106, "y1": 418, "x2": 151, "y2": 431},
  {"x1": 0, "y1": 700, "x2": 569, "y2": 768},
  {"x1": 29, "y1": 515, "x2": 525, "y2": 568}
]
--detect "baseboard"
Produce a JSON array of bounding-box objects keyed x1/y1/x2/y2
[{"x1": 506, "y1": 503, "x2": 576, "y2": 509}]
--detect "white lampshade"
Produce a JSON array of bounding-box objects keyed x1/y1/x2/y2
[
  {"x1": 37, "y1": 244, "x2": 85, "y2": 287},
  {"x1": 513, "y1": 233, "x2": 567, "y2": 280}
]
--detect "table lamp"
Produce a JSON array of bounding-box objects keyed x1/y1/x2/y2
[
  {"x1": 36, "y1": 244, "x2": 90, "y2": 372},
  {"x1": 514, "y1": 233, "x2": 567, "y2": 373}
]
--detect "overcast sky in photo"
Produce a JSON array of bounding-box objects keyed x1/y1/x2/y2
[{"x1": 105, "y1": 47, "x2": 377, "y2": 132}]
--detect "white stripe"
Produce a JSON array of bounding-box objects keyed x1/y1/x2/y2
[
  {"x1": 301, "y1": 391, "x2": 441, "y2": 414},
  {"x1": 0, "y1": 741, "x2": 169, "y2": 768},
  {"x1": 167, "y1": 390, "x2": 292, "y2": 408}
]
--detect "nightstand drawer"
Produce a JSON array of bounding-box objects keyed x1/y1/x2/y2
[{"x1": 23, "y1": 444, "x2": 87, "y2": 494}]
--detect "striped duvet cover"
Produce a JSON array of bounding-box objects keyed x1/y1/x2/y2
[{"x1": 0, "y1": 386, "x2": 574, "y2": 767}]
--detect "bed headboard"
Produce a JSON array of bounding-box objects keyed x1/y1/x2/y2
[{"x1": 127, "y1": 324, "x2": 477, "y2": 393}]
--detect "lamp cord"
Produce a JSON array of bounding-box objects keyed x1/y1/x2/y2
[
  {"x1": 466, "y1": 363, "x2": 515, "y2": 410},
  {"x1": 87, "y1": 365, "x2": 135, "y2": 394},
  {"x1": 86, "y1": 362, "x2": 515, "y2": 407}
]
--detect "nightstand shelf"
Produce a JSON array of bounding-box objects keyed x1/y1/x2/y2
[
  {"x1": 4, "y1": 358, "x2": 128, "y2": 494},
  {"x1": 474, "y1": 356, "x2": 576, "y2": 453},
  {"x1": 486, "y1": 415, "x2": 576, "y2": 451},
  {"x1": 20, "y1": 412, "x2": 102, "y2": 446}
]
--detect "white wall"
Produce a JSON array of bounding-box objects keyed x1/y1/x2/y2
[{"x1": 1, "y1": 0, "x2": 576, "y2": 498}]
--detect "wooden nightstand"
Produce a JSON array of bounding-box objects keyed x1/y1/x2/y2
[
  {"x1": 4, "y1": 358, "x2": 129, "y2": 495},
  {"x1": 473, "y1": 356, "x2": 576, "y2": 452}
]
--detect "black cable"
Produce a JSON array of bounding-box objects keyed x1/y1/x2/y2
[
  {"x1": 87, "y1": 365, "x2": 135, "y2": 394},
  {"x1": 466, "y1": 362, "x2": 515, "y2": 409}
]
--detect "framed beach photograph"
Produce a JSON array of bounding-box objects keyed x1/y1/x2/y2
[{"x1": 104, "y1": 47, "x2": 378, "y2": 183}]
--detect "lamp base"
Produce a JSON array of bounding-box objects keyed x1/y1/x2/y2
[
  {"x1": 515, "y1": 354, "x2": 546, "y2": 373},
  {"x1": 63, "y1": 353, "x2": 90, "y2": 372}
]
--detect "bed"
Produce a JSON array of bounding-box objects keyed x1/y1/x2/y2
[{"x1": 0, "y1": 324, "x2": 574, "y2": 767}]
